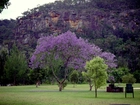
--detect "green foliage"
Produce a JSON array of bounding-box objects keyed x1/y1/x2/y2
[
  {"x1": 4, "y1": 44, "x2": 28, "y2": 85},
  {"x1": 38, "y1": 52, "x2": 66, "y2": 91},
  {"x1": 82, "y1": 69, "x2": 94, "y2": 91},
  {"x1": 77, "y1": 72, "x2": 85, "y2": 84},
  {"x1": 69, "y1": 70, "x2": 79, "y2": 87},
  {"x1": 0, "y1": 19, "x2": 16, "y2": 44},
  {"x1": 62, "y1": 80, "x2": 68, "y2": 89},
  {"x1": 0, "y1": 0, "x2": 10, "y2": 13},
  {"x1": 57, "y1": 80, "x2": 68, "y2": 89},
  {"x1": 0, "y1": 47, "x2": 8, "y2": 85},
  {"x1": 111, "y1": 67, "x2": 130, "y2": 82},
  {"x1": 133, "y1": 70, "x2": 140, "y2": 83},
  {"x1": 122, "y1": 73, "x2": 136, "y2": 84},
  {"x1": 85, "y1": 56, "x2": 108, "y2": 88},
  {"x1": 43, "y1": 52, "x2": 64, "y2": 79},
  {"x1": 85, "y1": 56, "x2": 108, "y2": 97},
  {"x1": 27, "y1": 68, "x2": 47, "y2": 84},
  {"x1": 63, "y1": 80, "x2": 68, "y2": 88}
]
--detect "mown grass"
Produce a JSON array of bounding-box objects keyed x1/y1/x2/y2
[{"x1": 0, "y1": 83, "x2": 140, "y2": 105}]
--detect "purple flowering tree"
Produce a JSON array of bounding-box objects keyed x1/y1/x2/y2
[{"x1": 30, "y1": 31, "x2": 117, "y2": 91}]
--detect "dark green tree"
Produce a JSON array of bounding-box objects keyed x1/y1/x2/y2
[
  {"x1": 0, "y1": 47, "x2": 8, "y2": 85},
  {"x1": 133, "y1": 70, "x2": 140, "y2": 83},
  {"x1": 82, "y1": 70, "x2": 94, "y2": 91},
  {"x1": 0, "y1": 0, "x2": 10, "y2": 13},
  {"x1": 69, "y1": 70, "x2": 79, "y2": 87},
  {"x1": 27, "y1": 67, "x2": 48, "y2": 87},
  {"x1": 110, "y1": 67, "x2": 129, "y2": 83},
  {"x1": 4, "y1": 44, "x2": 28, "y2": 85}
]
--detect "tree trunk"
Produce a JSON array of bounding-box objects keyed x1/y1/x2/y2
[
  {"x1": 36, "y1": 82, "x2": 38, "y2": 88},
  {"x1": 89, "y1": 85, "x2": 93, "y2": 91},
  {"x1": 59, "y1": 83, "x2": 63, "y2": 91},
  {"x1": 73, "y1": 83, "x2": 76, "y2": 88},
  {"x1": 13, "y1": 76, "x2": 16, "y2": 85},
  {"x1": 36, "y1": 80, "x2": 40, "y2": 88},
  {"x1": 95, "y1": 87, "x2": 97, "y2": 98},
  {"x1": 89, "y1": 80, "x2": 93, "y2": 91}
]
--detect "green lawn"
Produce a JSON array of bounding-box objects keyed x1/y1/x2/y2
[{"x1": 0, "y1": 83, "x2": 140, "y2": 105}]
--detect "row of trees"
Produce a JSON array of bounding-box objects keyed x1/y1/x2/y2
[
  {"x1": 0, "y1": 31, "x2": 113, "y2": 85},
  {"x1": 0, "y1": 31, "x2": 138, "y2": 98},
  {"x1": 0, "y1": 31, "x2": 138, "y2": 87},
  {"x1": 29, "y1": 31, "x2": 117, "y2": 91},
  {"x1": 0, "y1": 44, "x2": 27, "y2": 85}
]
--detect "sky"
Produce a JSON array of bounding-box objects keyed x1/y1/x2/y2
[{"x1": 0, "y1": 0, "x2": 56, "y2": 20}]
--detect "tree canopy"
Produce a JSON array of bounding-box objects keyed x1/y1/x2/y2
[
  {"x1": 30, "y1": 31, "x2": 116, "y2": 91},
  {"x1": 30, "y1": 31, "x2": 116, "y2": 69},
  {"x1": 4, "y1": 44, "x2": 28, "y2": 85},
  {"x1": 0, "y1": 0, "x2": 10, "y2": 13},
  {"x1": 85, "y1": 56, "x2": 108, "y2": 98}
]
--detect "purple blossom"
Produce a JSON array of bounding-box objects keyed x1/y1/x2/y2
[
  {"x1": 100, "y1": 52, "x2": 117, "y2": 68},
  {"x1": 30, "y1": 31, "x2": 117, "y2": 70}
]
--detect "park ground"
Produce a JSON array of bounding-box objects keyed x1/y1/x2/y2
[{"x1": 0, "y1": 83, "x2": 140, "y2": 105}]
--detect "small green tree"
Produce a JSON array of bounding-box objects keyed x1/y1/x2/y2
[
  {"x1": 122, "y1": 73, "x2": 136, "y2": 84},
  {"x1": 110, "y1": 67, "x2": 129, "y2": 83},
  {"x1": 82, "y1": 70, "x2": 94, "y2": 91},
  {"x1": 28, "y1": 68, "x2": 47, "y2": 87},
  {"x1": 85, "y1": 56, "x2": 108, "y2": 98},
  {"x1": 69, "y1": 70, "x2": 79, "y2": 87},
  {"x1": 4, "y1": 44, "x2": 27, "y2": 85}
]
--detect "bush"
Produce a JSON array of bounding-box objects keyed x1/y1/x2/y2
[
  {"x1": 57, "y1": 80, "x2": 68, "y2": 89},
  {"x1": 69, "y1": 70, "x2": 79, "y2": 84},
  {"x1": 122, "y1": 73, "x2": 136, "y2": 84},
  {"x1": 63, "y1": 80, "x2": 68, "y2": 89},
  {"x1": 133, "y1": 70, "x2": 140, "y2": 83}
]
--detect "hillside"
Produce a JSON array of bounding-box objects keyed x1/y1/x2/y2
[{"x1": 0, "y1": 0, "x2": 140, "y2": 71}]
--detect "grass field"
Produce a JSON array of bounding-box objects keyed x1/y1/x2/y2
[{"x1": 0, "y1": 83, "x2": 140, "y2": 105}]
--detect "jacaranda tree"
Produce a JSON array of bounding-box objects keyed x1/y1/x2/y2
[{"x1": 30, "y1": 31, "x2": 117, "y2": 91}]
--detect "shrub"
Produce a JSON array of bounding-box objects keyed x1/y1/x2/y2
[
  {"x1": 122, "y1": 73, "x2": 136, "y2": 84},
  {"x1": 133, "y1": 70, "x2": 140, "y2": 83},
  {"x1": 57, "y1": 80, "x2": 68, "y2": 89},
  {"x1": 63, "y1": 80, "x2": 68, "y2": 89}
]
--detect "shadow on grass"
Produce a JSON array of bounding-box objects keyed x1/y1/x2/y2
[
  {"x1": 28, "y1": 90, "x2": 90, "y2": 92},
  {"x1": 78, "y1": 91, "x2": 128, "y2": 99}
]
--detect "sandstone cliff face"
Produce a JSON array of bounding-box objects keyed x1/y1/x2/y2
[
  {"x1": 14, "y1": 3, "x2": 140, "y2": 53},
  {"x1": 15, "y1": 10, "x2": 90, "y2": 49},
  {"x1": 16, "y1": 10, "x2": 88, "y2": 33}
]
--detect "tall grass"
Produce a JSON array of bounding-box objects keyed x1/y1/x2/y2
[{"x1": 0, "y1": 83, "x2": 140, "y2": 105}]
